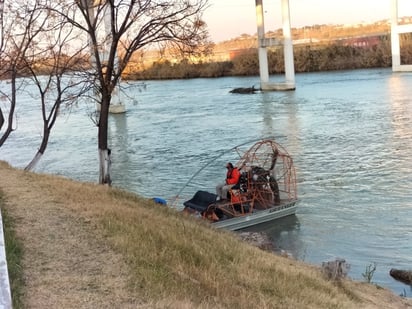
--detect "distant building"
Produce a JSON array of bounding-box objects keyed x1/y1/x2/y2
[
  {"x1": 228, "y1": 48, "x2": 256, "y2": 60},
  {"x1": 340, "y1": 35, "x2": 383, "y2": 48}
]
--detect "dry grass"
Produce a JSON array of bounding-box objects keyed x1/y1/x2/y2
[{"x1": 0, "y1": 161, "x2": 411, "y2": 309}]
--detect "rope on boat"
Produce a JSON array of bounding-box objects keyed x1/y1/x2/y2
[{"x1": 170, "y1": 136, "x2": 285, "y2": 208}]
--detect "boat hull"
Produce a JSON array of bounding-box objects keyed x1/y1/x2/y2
[{"x1": 212, "y1": 200, "x2": 298, "y2": 231}]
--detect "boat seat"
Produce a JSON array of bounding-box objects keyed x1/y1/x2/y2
[
  {"x1": 183, "y1": 190, "x2": 218, "y2": 212},
  {"x1": 229, "y1": 189, "x2": 251, "y2": 214}
]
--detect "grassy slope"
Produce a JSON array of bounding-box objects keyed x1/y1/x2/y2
[{"x1": 0, "y1": 161, "x2": 410, "y2": 308}]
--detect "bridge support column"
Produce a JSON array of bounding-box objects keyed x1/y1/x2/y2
[
  {"x1": 256, "y1": 0, "x2": 270, "y2": 86},
  {"x1": 255, "y1": 0, "x2": 295, "y2": 91},
  {"x1": 87, "y1": 1, "x2": 126, "y2": 113},
  {"x1": 391, "y1": 0, "x2": 412, "y2": 72},
  {"x1": 282, "y1": 0, "x2": 295, "y2": 86}
]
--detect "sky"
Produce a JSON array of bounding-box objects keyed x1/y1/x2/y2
[{"x1": 203, "y1": 0, "x2": 412, "y2": 42}]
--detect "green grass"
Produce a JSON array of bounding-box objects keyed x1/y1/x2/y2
[{"x1": 0, "y1": 192, "x2": 24, "y2": 309}]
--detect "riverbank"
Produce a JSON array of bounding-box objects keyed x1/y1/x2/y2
[{"x1": 0, "y1": 161, "x2": 411, "y2": 308}]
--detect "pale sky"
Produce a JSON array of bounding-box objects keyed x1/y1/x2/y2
[{"x1": 204, "y1": 0, "x2": 412, "y2": 42}]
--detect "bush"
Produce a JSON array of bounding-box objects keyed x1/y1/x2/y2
[{"x1": 124, "y1": 35, "x2": 412, "y2": 80}]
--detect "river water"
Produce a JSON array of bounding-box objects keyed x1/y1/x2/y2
[{"x1": 0, "y1": 68, "x2": 411, "y2": 297}]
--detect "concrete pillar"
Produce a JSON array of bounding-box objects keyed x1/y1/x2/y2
[
  {"x1": 391, "y1": 0, "x2": 412, "y2": 72},
  {"x1": 281, "y1": 0, "x2": 295, "y2": 86},
  {"x1": 102, "y1": 4, "x2": 125, "y2": 113},
  {"x1": 87, "y1": 1, "x2": 125, "y2": 113},
  {"x1": 255, "y1": 0, "x2": 295, "y2": 91},
  {"x1": 391, "y1": 0, "x2": 401, "y2": 69},
  {"x1": 255, "y1": 0, "x2": 270, "y2": 85}
]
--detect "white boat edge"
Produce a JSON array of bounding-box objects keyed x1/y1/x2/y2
[{"x1": 212, "y1": 200, "x2": 298, "y2": 231}]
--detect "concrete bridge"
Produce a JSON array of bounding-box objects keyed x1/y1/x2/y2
[{"x1": 256, "y1": 0, "x2": 412, "y2": 91}]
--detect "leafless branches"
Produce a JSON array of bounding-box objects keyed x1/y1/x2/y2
[{"x1": 1, "y1": 0, "x2": 210, "y2": 182}]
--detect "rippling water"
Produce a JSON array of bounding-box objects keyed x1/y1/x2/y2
[{"x1": 1, "y1": 68, "x2": 411, "y2": 296}]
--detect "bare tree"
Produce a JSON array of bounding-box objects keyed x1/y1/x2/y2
[
  {"x1": 0, "y1": 0, "x2": 33, "y2": 146},
  {"x1": 2, "y1": 0, "x2": 210, "y2": 183},
  {"x1": 56, "y1": 0, "x2": 211, "y2": 184},
  {"x1": 0, "y1": 0, "x2": 91, "y2": 169},
  {"x1": 23, "y1": 1, "x2": 91, "y2": 170}
]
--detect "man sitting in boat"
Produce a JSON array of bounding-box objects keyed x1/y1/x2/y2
[{"x1": 215, "y1": 162, "x2": 241, "y2": 200}]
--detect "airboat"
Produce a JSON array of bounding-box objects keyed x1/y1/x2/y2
[{"x1": 181, "y1": 138, "x2": 298, "y2": 231}]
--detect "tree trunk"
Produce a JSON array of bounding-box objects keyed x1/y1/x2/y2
[
  {"x1": 98, "y1": 95, "x2": 111, "y2": 185},
  {"x1": 98, "y1": 148, "x2": 112, "y2": 185},
  {"x1": 25, "y1": 125, "x2": 50, "y2": 171},
  {"x1": 0, "y1": 74, "x2": 17, "y2": 147},
  {"x1": 25, "y1": 152, "x2": 43, "y2": 171},
  {"x1": 0, "y1": 123, "x2": 13, "y2": 147},
  {"x1": 0, "y1": 109, "x2": 4, "y2": 130}
]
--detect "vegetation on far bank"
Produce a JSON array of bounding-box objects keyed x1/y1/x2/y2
[
  {"x1": 124, "y1": 33, "x2": 412, "y2": 80},
  {"x1": 0, "y1": 161, "x2": 411, "y2": 308},
  {"x1": 122, "y1": 17, "x2": 412, "y2": 80}
]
